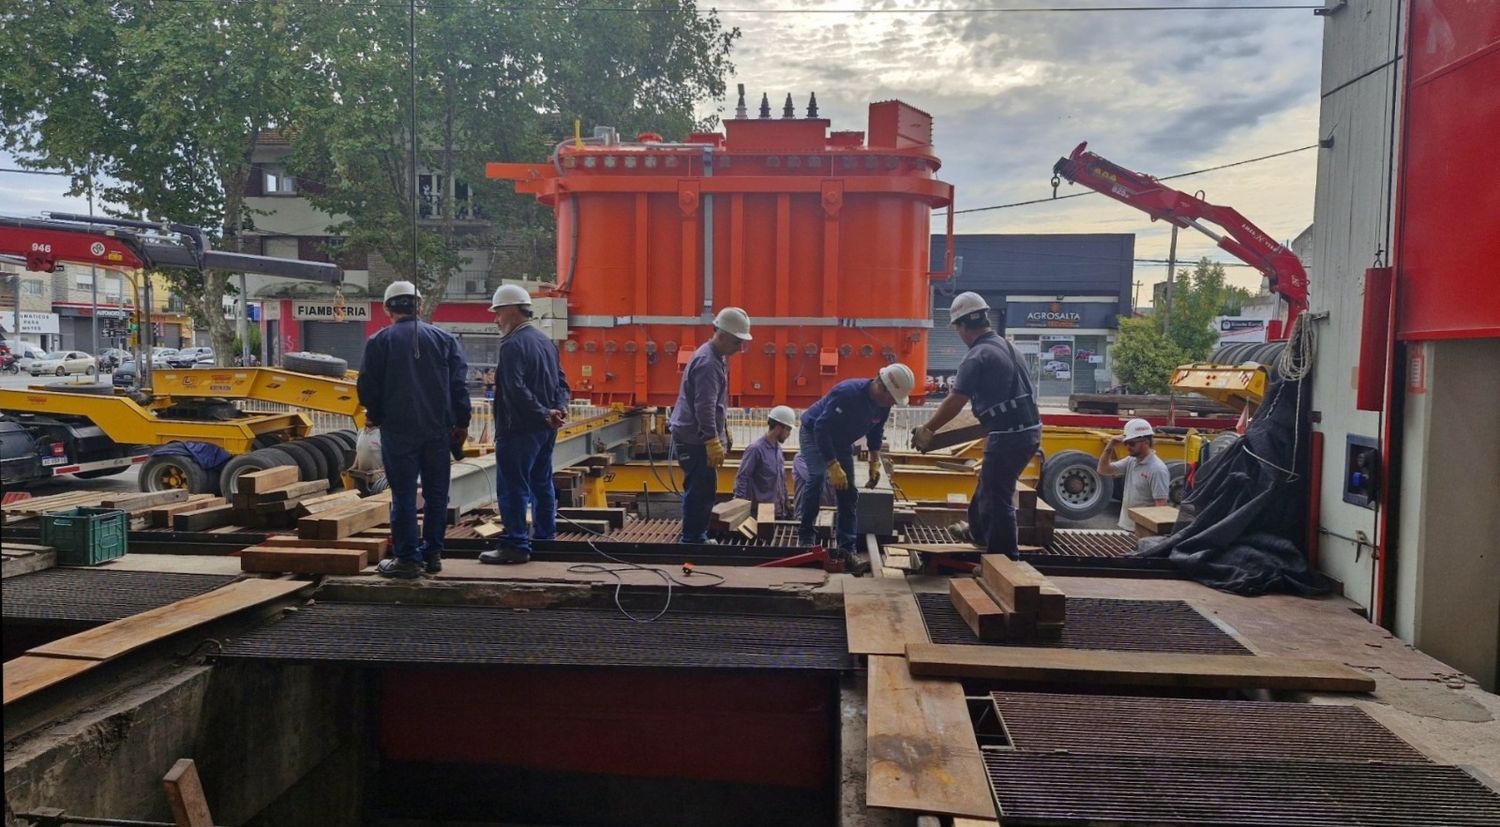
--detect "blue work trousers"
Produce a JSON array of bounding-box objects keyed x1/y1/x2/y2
[
  {"x1": 970, "y1": 429, "x2": 1043, "y2": 558},
  {"x1": 675, "y1": 440, "x2": 717, "y2": 543},
  {"x1": 381, "y1": 431, "x2": 452, "y2": 562},
  {"x1": 797, "y1": 428, "x2": 858, "y2": 551},
  {"x1": 496, "y1": 429, "x2": 558, "y2": 552}
]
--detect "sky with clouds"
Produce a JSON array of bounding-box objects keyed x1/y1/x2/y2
[{"x1": 1, "y1": 0, "x2": 1324, "y2": 304}]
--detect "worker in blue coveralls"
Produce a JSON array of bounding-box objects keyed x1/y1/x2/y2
[
  {"x1": 912, "y1": 292, "x2": 1041, "y2": 559},
  {"x1": 480, "y1": 284, "x2": 571, "y2": 565},
  {"x1": 357, "y1": 280, "x2": 471, "y2": 579},
  {"x1": 733, "y1": 404, "x2": 797, "y2": 518},
  {"x1": 798, "y1": 363, "x2": 917, "y2": 574},
  {"x1": 669, "y1": 307, "x2": 754, "y2": 544}
]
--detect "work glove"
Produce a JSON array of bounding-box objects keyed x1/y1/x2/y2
[
  {"x1": 865, "y1": 457, "x2": 881, "y2": 489},
  {"x1": 705, "y1": 437, "x2": 726, "y2": 468},
  {"x1": 826, "y1": 460, "x2": 849, "y2": 491},
  {"x1": 911, "y1": 425, "x2": 936, "y2": 453}
]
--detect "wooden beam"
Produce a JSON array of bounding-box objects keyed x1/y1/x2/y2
[
  {"x1": 905, "y1": 643, "x2": 1377, "y2": 693},
  {"x1": 865, "y1": 656, "x2": 996, "y2": 818},
  {"x1": 244, "y1": 479, "x2": 330, "y2": 502},
  {"x1": 145, "y1": 496, "x2": 224, "y2": 528},
  {"x1": 99, "y1": 489, "x2": 189, "y2": 511},
  {"x1": 238, "y1": 465, "x2": 300, "y2": 493},
  {"x1": 3, "y1": 655, "x2": 99, "y2": 706},
  {"x1": 755, "y1": 502, "x2": 776, "y2": 525},
  {"x1": 172, "y1": 504, "x2": 238, "y2": 532},
  {"x1": 556, "y1": 507, "x2": 627, "y2": 530},
  {"x1": 843, "y1": 576, "x2": 929, "y2": 656},
  {"x1": 257, "y1": 535, "x2": 388, "y2": 555},
  {"x1": 949, "y1": 577, "x2": 1008, "y2": 641},
  {"x1": 162, "y1": 759, "x2": 215, "y2": 827},
  {"x1": 297, "y1": 500, "x2": 388, "y2": 541},
  {"x1": 241, "y1": 546, "x2": 369, "y2": 576},
  {"x1": 928, "y1": 410, "x2": 987, "y2": 451},
  {"x1": 710, "y1": 498, "x2": 753, "y2": 532},
  {"x1": 1129, "y1": 505, "x2": 1179, "y2": 535},
  {"x1": 979, "y1": 555, "x2": 1041, "y2": 616}
]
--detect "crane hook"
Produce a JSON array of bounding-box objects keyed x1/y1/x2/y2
[{"x1": 1050, "y1": 174, "x2": 1060, "y2": 198}]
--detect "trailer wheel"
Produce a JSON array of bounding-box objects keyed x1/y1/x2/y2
[
  {"x1": 305, "y1": 435, "x2": 348, "y2": 488},
  {"x1": 1040, "y1": 449, "x2": 1111, "y2": 521},
  {"x1": 140, "y1": 454, "x2": 211, "y2": 493},
  {"x1": 269, "y1": 440, "x2": 322, "y2": 482},
  {"x1": 1166, "y1": 459, "x2": 1188, "y2": 506},
  {"x1": 219, "y1": 449, "x2": 298, "y2": 496},
  {"x1": 328, "y1": 430, "x2": 357, "y2": 450},
  {"x1": 282, "y1": 351, "x2": 349, "y2": 378}
]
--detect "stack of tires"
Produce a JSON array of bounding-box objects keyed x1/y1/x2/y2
[{"x1": 218, "y1": 429, "x2": 359, "y2": 496}]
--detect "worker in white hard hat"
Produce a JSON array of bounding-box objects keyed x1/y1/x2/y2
[
  {"x1": 912, "y1": 291, "x2": 1040, "y2": 558},
  {"x1": 797, "y1": 362, "x2": 916, "y2": 574},
  {"x1": 357, "y1": 280, "x2": 471, "y2": 579},
  {"x1": 668, "y1": 307, "x2": 753, "y2": 543},
  {"x1": 480, "y1": 283, "x2": 571, "y2": 565},
  {"x1": 733, "y1": 405, "x2": 796, "y2": 518},
  {"x1": 1098, "y1": 417, "x2": 1171, "y2": 532}
]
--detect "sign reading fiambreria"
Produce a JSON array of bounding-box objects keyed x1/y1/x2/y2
[{"x1": 291, "y1": 301, "x2": 370, "y2": 322}]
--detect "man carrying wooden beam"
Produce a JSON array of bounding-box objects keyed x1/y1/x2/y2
[
  {"x1": 911, "y1": 292, "x2": 1041, "y2": 559},
  {"x1": 357, "y1": 281, "x2": 471, "y2": 579},
  {"x1": 1098, "y1": 418, "x2": 1170, "y2": 532},
  {"x1": 733, "y1": 405, "x2": 796, "y2": 519}
]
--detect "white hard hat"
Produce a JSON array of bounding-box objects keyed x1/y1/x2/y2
[
  {"x1": 949, "y1": 291, "x2": 990, "y2": 323},
  {"x1": 877, "y1": 363, "x2": 916, "y2": 405},
  {"x1": 383, "y1": 280, "x2": 420, "y2": 303},
  {"x1": 1123, "y1": 418, "x2": 1154, "y2": 441},
  {"x1": 768, "y1": 405, "x2": 797, "y2": 428},
  {"x1": 713, "y1": 306, "x2": 753, "y2": 341},
  {"x1": 489, "y1": 283, "x2": 532, "y2": 310}
]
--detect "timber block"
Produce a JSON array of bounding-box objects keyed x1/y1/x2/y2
[{"x1": 856, "y1": 489, "x2": 895, "y2": 537}]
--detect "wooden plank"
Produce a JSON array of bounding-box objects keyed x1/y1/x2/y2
[
  {"x1": 738, "y1": 519, "x2": 758, "y2": 541},
  {"x1": 879, "y1": 566, "x2": 907, "y2": 579},
  {"x1": 172, "y1": 504, "x2": 238, "y2": 532},
  {"x1": 866, "y1": 656, "x2": 996, "y2": 818},
  {"x1": 297, "y1": 489, "x2": 362, "y2": 516},
  {"x1": 162, "y1": 759, "x2": 214, "y2": 827},
  {"x1": 30, "y1": 579, "x2": 311, "y2": 662},
  {"x1": 146, "y1": 496, "x2": 223, "y2": 528},
  {"x1": 946, "y1": 492, "x2": 970, "y2": 506},
  {"x1": 472, "y1": 521, "x2": 504, "y2": 539},
  {"x1": 100, "y1": 489, "x2": 190, "y2": 510},
  {"x1": 239, "y1": 465, "x2": 301, "y2": 493},
  {"x1": 843, "y1": 576, "x2": 929, "y2": 656},
  {"x1": 1013, "y1": 481, "x2": 1038, "y2": 511},
  {"x1": 297, "y1": 500, "x2": 388, "y2": 541},
  {"x1": 258, "y1": 535, "x2": 388, "y2": 555},
  {"x1": 246, "y1": 479, "x2": 329, "y2": 502},
  {"x1": 556, "y1": 507, "x2": 627, "y2": 530},
  {"x1": 950, "y1": 577, "x2": 1008, "y2": 641},
  {"x1": 241, "y1": 547, "x2": 368, "y2": 576},
  {"x1": 755, "y1": 502, "x2": 776, "y2": 525},
  {"x1": 979, "y1": 555, "x2": 1041, "y2": 616},
  {"x1": 1129, "y1": 505, "x2": 1179, "y2": 535},
  {"x1": 3, "y1": 655, "x2": 98, "y2": 706},
  {"x1": 710, "y1": 498, "x2": 753, "y2": 532},
  {"x1": 905, "y1": 643, "x2": 1378, "y2": 693},
  {"x1": 928, "y1": 410, "x2": 988, "y2": 451}
]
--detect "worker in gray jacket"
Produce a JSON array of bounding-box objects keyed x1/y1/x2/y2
[
  {"x1": 357, "y1": 280, "x2": 470, "y2": 579},
  {"x1": 668, "y1": 307, "x2": 752, "y2": 543},
  {"x1": 913, "y1": 292, "x2": 1040, "y2": 558},
  {"x1": 733, "y1": 405, "x2": 796, "y2": 518}
]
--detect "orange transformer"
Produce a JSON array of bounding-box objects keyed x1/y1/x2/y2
[{"x1": 488, "y1": 95, "x2": 954, "y2": 408}]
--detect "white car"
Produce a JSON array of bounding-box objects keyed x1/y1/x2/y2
[
  {"x1": 30, "y1": 350, "x2": 98, "y2": 377},
  {"x1": 1044, "y1": 360, "x2": 1069, "y2": 373},
  {"x1": 13, "y1": 346, "x2": 51, "y2": 374}
]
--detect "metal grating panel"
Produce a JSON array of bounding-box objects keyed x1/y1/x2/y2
[
  {"x1": 217, "y1": 602, "x2": 849, "y2": 671},
  {"x1": 552, "y1": 518, "x2": 803, "y2": 547},
  {"x1": 992, "y1": 692, "x2": 1429, "y2": 764},
  {"x1": 985, "y1": 752, "x2": 1500, "y2": 826},
  {"x1": 1044, "y1": 528, "x2": 1139, "y2": 557},
  {"x1": 917, "y1": 593, "x2": 1250, "y2": 655},
  {"x1": 2, "y1": 569, "x2": 237, "y2": 624}
]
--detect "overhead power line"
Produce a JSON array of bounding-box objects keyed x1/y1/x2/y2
[{"x1": 937, "y1": 144, "x2": 1317, "y2": 217}]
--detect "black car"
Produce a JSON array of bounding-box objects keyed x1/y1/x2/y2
[{"x1": 112, "y1": 360, "x2": 138, "y2": 388}]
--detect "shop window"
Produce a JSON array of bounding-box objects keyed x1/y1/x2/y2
[{"x1": 263, "y1": 167, "x2": 296, "y2": 195}]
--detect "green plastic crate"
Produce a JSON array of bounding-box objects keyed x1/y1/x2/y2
[{"x1": 39, "y1": 507, "x2": 129, "y2": 566}]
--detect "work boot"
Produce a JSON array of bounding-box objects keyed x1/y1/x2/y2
[
  {"x1": 376, "y1": 557, "x2": 425, "y2": 580},
  {"x1": 479, "y1": 545, "x2": 531, "y2": 565},
  {"x1": 843, "y1": 549, "x2": 872, "y2": 577},
  {"x1": 423, "y1": 550, "x2": 443, "y2": 574}
]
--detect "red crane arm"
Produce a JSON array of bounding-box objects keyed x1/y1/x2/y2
[
  {"x1": 0, "y1": 222, "x2": 147, "y2": 272},
  {"x1": 1052, "y1": 141, "x2": 1308, "y2": 337}
]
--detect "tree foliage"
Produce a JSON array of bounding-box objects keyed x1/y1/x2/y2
[
  {"x1": 1113, "y1": 258, "x2": 1257, "y2": 392},
  {"x1": 285, "y1": 0, "x2": 739, "y2": 313},
  {"x1": 1, "y1": 1, "x2": 301, "y2": 364},
  {"x1": 1111, "y1": 316, "x2": 1187, "y2": 394}
]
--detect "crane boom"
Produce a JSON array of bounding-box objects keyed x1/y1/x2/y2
[{"x1": 1052, "y1": 141, "x2": 1307, "y2": 339}]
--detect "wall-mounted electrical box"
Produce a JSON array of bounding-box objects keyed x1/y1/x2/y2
[{"x1": 1344, "y1": 435, "x2": 1380, "y2": 508}]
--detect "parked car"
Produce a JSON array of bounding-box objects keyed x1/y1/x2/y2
[
  {"x1": 192, "y1": 354, "x2": 216, "y2": 368},
  {"x1": 1047, "y1": 344, "x2": 1072, "y2": 359},
  {"x1": 151, "y1": 348, "x2": 180, "y2": 368},
  {"x1": 171, "y1": 346, "x2": 214, "y2": 367},
  {"x1": 1043, "y1": 359, "x2": 1069, "y2": 374},
  {"x1": 30, "y1": 350, "x2": 98, "y2": 377},
  {"x1": 112, "y1": 359, "x2": 138, "y2": 388},
  {"x1": 14, "y1": 346, "x2": 52, "y2": 374}
]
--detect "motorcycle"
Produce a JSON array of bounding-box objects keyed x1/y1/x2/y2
[{"x1": 0, "y1": 352, "x2": 18, "y2": 374}]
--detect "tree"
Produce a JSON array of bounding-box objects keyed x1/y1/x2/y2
[
  {"x1": 1111, "y1": 316, "x2": 1188, "y2": 394},
  {"x1": 286, "y1": 0, "x2": 738, "y2": 313},
  {"x1": 1163, "y1": 258, "x2": 1252, "y2": 362},
  {"x1": 1, "y1": 1, "x2": 303, "y2": 365}
]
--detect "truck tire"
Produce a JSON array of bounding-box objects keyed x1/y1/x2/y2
[
  {"x1": 270, "y1": 440, "x2": 322, "y2": 482},
  {"x1": 140, "y1": 453, "x2": 212, "y2": 493},
  {"x1": 306, "y1": 434, "x2": 348, "y2": 487},
  {"x1": 1166, "y1": 459, "x2": 1188, "y2": 506},
  {"x1": 1040, "y1": 449, "x2": 1111, "y2": 521},
  {"x1": 318, "y1": 432, "x2": 355, "y2": 467},
  {"x1": 329, "y1": 430, "x2": 357, "y2": 451},
  {"x1": 219, "y1": 449, "x2": 297, "y2": 496},
  {"x1": 282, "y1": 351, "x2": 348, "y2": 378}
]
